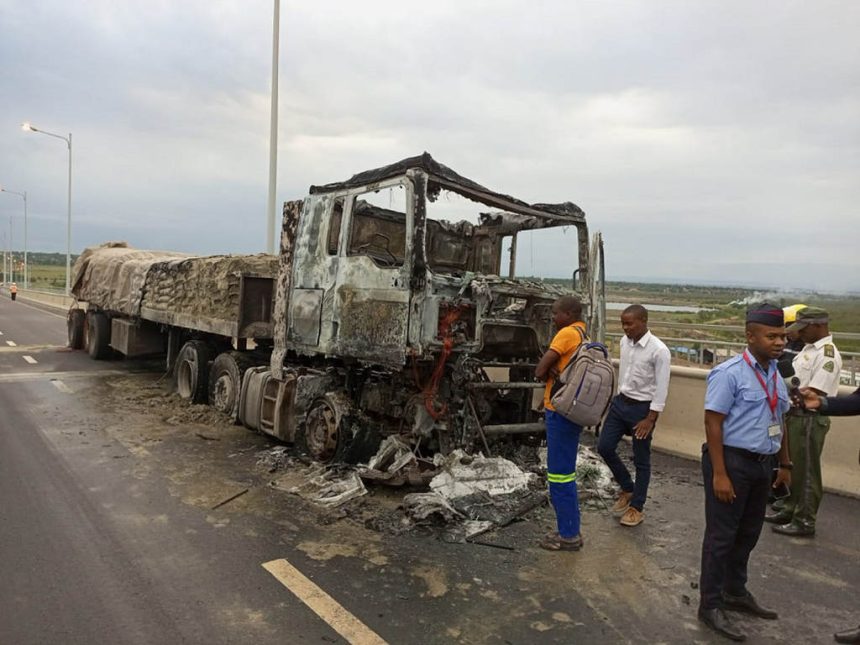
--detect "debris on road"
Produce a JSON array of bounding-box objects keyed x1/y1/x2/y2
[
  {"x1": 211, "y1": 488, "x2": 249, "y2": 510},
  {"x1": 358, "y1": 436, "x2": 438, "y2": 486},
  {"x1": 272, "y1": 467, "x2": 368, "y2": 508}
]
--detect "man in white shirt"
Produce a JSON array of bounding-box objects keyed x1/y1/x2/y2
[
  {"x1": 597, "y1": 305, "x2": 671, "y2": 527},
  {"x1": 767, "y1": 306, "x2": 842, "y2": 537}
]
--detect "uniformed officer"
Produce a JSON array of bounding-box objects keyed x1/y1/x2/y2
[
  {"x1": 698, "y1": 304, "x2": 792, "y2": 642},
  {"x1": 768, "y1": 306, "x2": 842, "y2": 537}
]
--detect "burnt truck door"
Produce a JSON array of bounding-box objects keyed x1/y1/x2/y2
[
  {"x1": 287, "y1": 194, "x2": 344, "y2": 354},
  {"x1": 329, "y1": 178, "x2": 413, "y2": 366},
  {"x1": 587, "y1": 231, "x2": 606, "y2": 343}
]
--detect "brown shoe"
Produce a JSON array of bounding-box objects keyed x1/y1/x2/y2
[
  {"x1": 620, "y1": 507, "x2": 644, "y2": 527},
  {"x1": 611, "y1": 491, "x2": 633, "y2": 516}
]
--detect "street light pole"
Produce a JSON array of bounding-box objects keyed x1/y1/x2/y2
[
  {"x1": 22, "y1": 122, "x2": 72, "y2": 295},
  {"x1": 266, "y1": 0, "x2": 280, "y2": 254},
  {"x1": 1, "y1": 186, "x2": 28, "y2": 288}
]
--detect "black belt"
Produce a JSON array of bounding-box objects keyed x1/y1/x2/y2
[
  {"x1": 722, "y1": 445, "x2": 776, "y2": 463},
  {"x1": 617, "y1": 392, "x2": 650, "y2": 405}
]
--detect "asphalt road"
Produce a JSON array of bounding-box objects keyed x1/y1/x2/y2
[{"x1": 1, "y1": 295, "x2": 858, "y2": 645}]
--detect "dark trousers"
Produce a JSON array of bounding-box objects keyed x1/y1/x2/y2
[
  {"x1": 597, "y1": 396, "x2": 652, "y2": 510},
  {"x1": 699, "y1": 447, "x2": 773, "y2": 610}
]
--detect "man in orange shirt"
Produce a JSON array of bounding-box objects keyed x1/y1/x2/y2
[{"x1": 535, "y1": 296, "x2": 587, "y2": 551}]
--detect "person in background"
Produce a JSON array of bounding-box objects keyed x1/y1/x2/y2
[
  {"x1": 10, "y1": 282, "x2": 17, "y2": 301},
  {"x1": 799, "y1": 385, "x2": 860, "y2": 644},
  {"x1": 698, "y1": 304, "x2": 792, "y2": 642},
  {"x1": 535, "y1": 296, "x2": 587, "y2": 551},
  {"x1": 597, "y1": 304, "x2": 671, "y2": 527},
  {"x1": 781, "y1": 303, "x2": 807, "y2": 362},
  {"x1": 768, "y1": 306, "x2": 842, "y2": 537}
]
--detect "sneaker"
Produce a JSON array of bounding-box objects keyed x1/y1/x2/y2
[
  {"x1": 611, "y1": 491, "x2": 633, "y2": 516},
  {"x1": 620, "y1": 506, "x2": 644, "y2": 527}
]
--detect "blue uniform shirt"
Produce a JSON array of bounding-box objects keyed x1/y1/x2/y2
[{"x1": 704, "y1": 349, "x2": 790, "y2": 455}]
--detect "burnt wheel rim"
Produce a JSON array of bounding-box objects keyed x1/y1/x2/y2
[
  {"x1": 177, "y1": 356, "x2": 196, "y2": 398},
  {"x1": 305, "y1": 403, "x2": 339, "y2": 462},
  {"x1": 211, "y1": 373, "x2": 235, "y2": 413}
]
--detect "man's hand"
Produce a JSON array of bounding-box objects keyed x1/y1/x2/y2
[
  {"x1": 633, "y1": 417, "x2": 655, "y2": 439},
  {"x1": 713, "y1": 472, "x2": 736, "y2": 503},
  {"x1": 773, "y1": 467, "x2": 791, "y2": 491},
  {"x1": 798, "y1": 387, "x2": 821, "y2": 410}
]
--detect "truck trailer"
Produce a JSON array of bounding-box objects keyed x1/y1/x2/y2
[{"x1": 69, "y1": 153, "x2": 606, "y2": 463}]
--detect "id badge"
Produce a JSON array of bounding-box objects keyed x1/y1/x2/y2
[{"x1": 768, "y1": 423, "x2": 782, "y2": 437}]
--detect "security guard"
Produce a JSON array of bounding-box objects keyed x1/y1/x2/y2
[
  {"x1": 698, "y1": 304, "x2": 791, "y2": 642},
  {"x1": 768, "y1": 306, "x2": 842, "y2": 537}
]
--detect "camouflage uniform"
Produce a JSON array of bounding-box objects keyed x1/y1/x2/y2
[{"x1": 780, "y1": 307, "x2": 842, "y2": 533}]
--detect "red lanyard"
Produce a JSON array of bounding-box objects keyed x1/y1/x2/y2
[{"x1": 743, "y1": 351, "x2": 778, "y2": 417}]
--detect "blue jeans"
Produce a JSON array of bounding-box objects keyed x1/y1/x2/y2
[
  {"x1": 597, "y1": 396, "x2": 653, "y2": 511},
  {"x1": 545, "y1": 410, "x2": 582, "y2": 539}
]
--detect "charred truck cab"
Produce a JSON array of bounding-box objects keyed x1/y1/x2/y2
[{"x1": 243, "y1": 153, "x2": 606, "y2": 462}]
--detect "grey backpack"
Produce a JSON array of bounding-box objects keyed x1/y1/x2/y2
[{"x1": 550, "y1": 338, "x2": 616, "y2": 427}]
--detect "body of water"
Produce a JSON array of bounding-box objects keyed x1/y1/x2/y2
[{"x1": 606, "y1": 302, "x2": 712, "y2": 313}]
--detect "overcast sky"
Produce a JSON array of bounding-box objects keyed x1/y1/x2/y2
[{"x1": 0, "y1": 1, "x2": 857, "y2": 291}]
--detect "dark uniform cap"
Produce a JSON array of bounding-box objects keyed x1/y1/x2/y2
[
  {"x1": 746, "y1": 303, "x2": 784, "y2": 327},
  {"x1": 786, "y1": 306, "x2": 829, "y2": 333}
]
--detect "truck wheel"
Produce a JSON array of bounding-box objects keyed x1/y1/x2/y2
[
  {"x1": 176, "y1": 340, "x2": 212, "y2": 404},
  {"x1": 208, "y1": 351, "x2": 255, "y2": 422},
  {"x1": 85, "y1": 311, "x2": 111, "y2": 360},
  {"x1": 68, "y1": 309, "x2": 85, "y2": 350},
  {"x1": 300, "y1": 397, "x2": 344, "y2": 463}
]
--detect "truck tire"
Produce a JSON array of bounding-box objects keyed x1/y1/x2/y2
[
  {"x1": 68, "y1": 309, "x2": 85, "y2": 350},
  {"x1": 176, "y1": 340, "x2": 212, "y2": 404},
  {"x1": 208, "y1": 351, "x2": 255, "y2": 422},
  {"x1": 85, "y1": 311, "x2": 112, "y2": 360}
]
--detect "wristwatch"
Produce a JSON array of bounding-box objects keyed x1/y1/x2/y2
[{"x1": 778, "y1": 463, "x2": 794, "y2": 471}]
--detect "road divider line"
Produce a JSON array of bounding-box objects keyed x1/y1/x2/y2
[
  {"x1": 262, "y1": 558, "x2": 387, "y2": 645},
  {"x1": 6, "y1": 340, "x2": 17, "y2": 347},
  {"x1": 0, "y1": 344, "x2": 65, "y2": 353},
  {"x1": 51, "y1": 379, "x2": 73, "y2": 393},
  {"x1": 23, "y1": 355, "x2": 37, "y2": 364},
  {"x1": 0, "y1": 369, "x2": 128, "y2": 384}
]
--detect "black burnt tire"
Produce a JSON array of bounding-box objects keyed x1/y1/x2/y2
[
  {"x1": 208, "y1": 351, "x2": 256, "y2": 422},
  {"x1": 68, "y1": 309, "x2": 85, "y2": 350},
  {"x1": 176, "y1": 340, "x2": 212, "y2": 404},
  {"x1": 85, "y1": 311, "x2": 111, "y2": 360}
]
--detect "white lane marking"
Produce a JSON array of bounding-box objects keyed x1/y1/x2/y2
[
  {"x1": 6, "y1": 340, "x2": 17, "y2": 347},
  {"x1": 0, "y1": 369, "x2": 128, "y2": 384},
  {"x1": 0, "y1": 344, "x2": 64, "y2": 353},
  {"x1": 262, "y1": 558, "x2": 387, "y2": 645},
  {"x1": 51, "y1": 379, "x2": 73, "y2": 394},
  {"x1": 0, "y1": 330, "x2": 3, "y2": 334},
  {"x1": 23, "y1": 355, "x2": 37, "y2": 364},
  {"x1": 6, "y1": 298, "x2": 68, "y2": 320}
]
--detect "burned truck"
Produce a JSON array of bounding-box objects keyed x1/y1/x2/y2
[{"x1": 70, "y1": 153, "x2": 605, "y2": 462}]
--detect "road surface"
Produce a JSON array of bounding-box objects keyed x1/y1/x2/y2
[{"x1": 1, "y1": 295, "x2": 858, "y2": 644}]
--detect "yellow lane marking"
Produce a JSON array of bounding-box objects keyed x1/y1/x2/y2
[
  {"x1": 23, "y1": 355, "x2": 37, "y2": 364},
  {"x1": 262, "y1": 558, "x2": 387, "y2": 645}
]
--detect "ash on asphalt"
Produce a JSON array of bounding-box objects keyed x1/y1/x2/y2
[{"x1": 65, "y1": 370, "x2": 860, "y2": 643}]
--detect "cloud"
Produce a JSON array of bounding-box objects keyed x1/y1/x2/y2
[{"x1": 0, "y1": 0, "x2": 857, "y2": 291}]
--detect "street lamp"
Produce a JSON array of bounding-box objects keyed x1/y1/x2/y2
[
  {"x1": 0, "y1": 186, "x2": 28, "y2": 288},
  {"x1": 22, "y1": 121, "x2": 72, "y2": 295}
]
